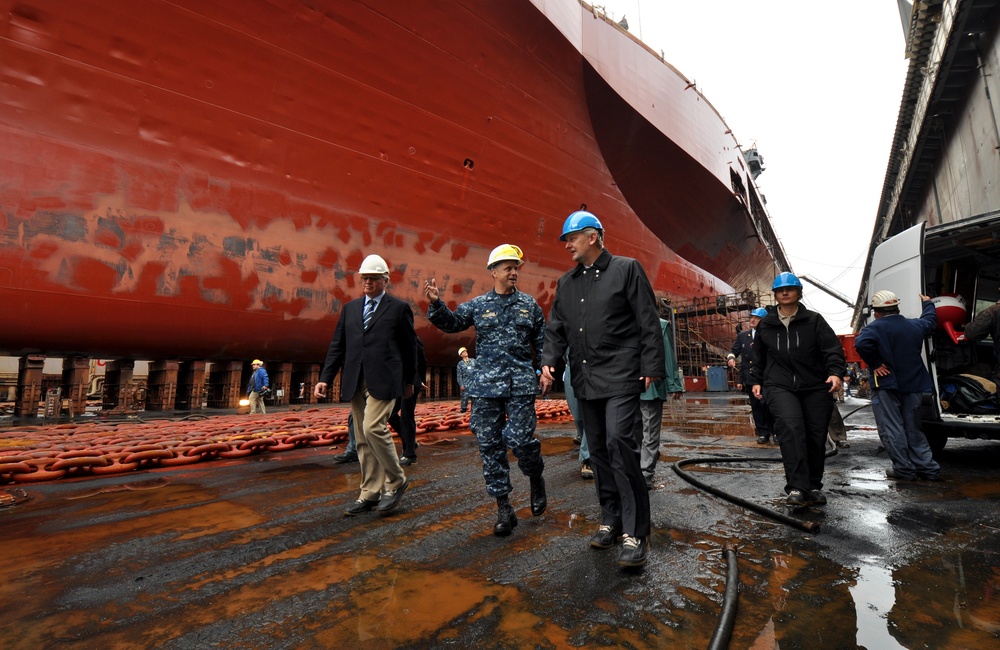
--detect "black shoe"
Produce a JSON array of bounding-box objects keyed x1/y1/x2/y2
[
  {"x1": 494, "y1": 503, "x2": 518, "y2": 537},
  {"x1": 886, "y1": 469, "x2": 916, "y2": 481},
  {"x1": 529, "y1": 475, "x2": 547, "y2": 516},
  {"x1": 644, "y1": 476, "x2": 654, "y2": 490},
  {"x1": 917, "y1": 474, "x2": 941, "y2": 481},
  {"x1": 333, "y1": 451, "x2": 358, "y2": 464},
  {"x1": 573, "y1": 435, "x2": 582, "y2": 446},
  {"x1": 756, "y1": 435, "x2": 769, "y2": 444},
  {"x1": 399, "y1": 456, "x2": 416, "y2": 466},
  {"x1": 786, "y1": 489, "x2": 807, "y2": 507},
  {"x1": 344, "y1": 498, "x2": 379, "y2": 516},
  {"x1": 590, "y1": 524, "x2": 622, "y2": 549},
  {"x1": 618, "y1": 535, "x2": 648, "y2": 567},
  {"x1": 377, "y1": 480, "x2": 409, "y2": 513},
  {"x1": 808, "y1": 489, "x2": 827, "y2": 506}
]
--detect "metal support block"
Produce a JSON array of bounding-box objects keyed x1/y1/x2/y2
[
  {"x1": 61, "y1": 356, "x2": 89, "y2": 416},
  {"x1": 290, "y1": 363, "x2": 321, "y2": 404},
  {"x1": 103, "y1": 360, "x2": 135, "y2": 410},
  {"x1": 207, "y1": 361, "x2": 243, "y2": 409},
  {"x1": 266, "y1": 362, "x2": 292, "y2": 407},
  {"x1": 175, "y1": 361, "x2": 206, "y2": 411},
  {"x1": 14, "y1": 355, "x2": 46, "y2": 417},
  {"x1": 146, "y1": 360, "x2": 180, "y2": 411}
]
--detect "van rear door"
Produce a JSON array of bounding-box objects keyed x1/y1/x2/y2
[
  {"x1": 868, "y1": 223, "x2": 925, "y2": 317},
  {"x1": 867, "y1": 223, "x2": 943, "y2": 419}
]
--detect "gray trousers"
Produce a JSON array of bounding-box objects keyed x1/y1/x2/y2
[
  {"x1": 634, "y1": 399, "x2": 664, "y2": 480},
  {"x1": 871, "y1": 389, "x2": 940, "y2": 479}
]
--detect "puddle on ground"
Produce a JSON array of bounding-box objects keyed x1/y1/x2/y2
[{"x1": 852, "y1": 561, "x2": 906, "y2": 649}]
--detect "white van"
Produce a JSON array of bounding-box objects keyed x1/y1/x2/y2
[{"x1": 865, "y1": 212, "x2": 1000, "y2": 451}]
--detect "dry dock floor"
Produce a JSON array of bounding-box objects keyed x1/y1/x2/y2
[{"x1": 2, "y1": 395, "x2": 999, "y2": 649}]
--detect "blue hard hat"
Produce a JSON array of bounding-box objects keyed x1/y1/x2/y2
[
  {"x1": 772, "y1": 272, "x2": 803, "y2": 291},
  {"x1": 751, "y1": 307, "x2": 768, "y2": 318},
  {"x1": 560, "y1": 210, "x2": 604, "y2": 241}
]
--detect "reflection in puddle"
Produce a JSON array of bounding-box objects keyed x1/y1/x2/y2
[
  {"x1": 851, "y1": 508, "x2": 889, "y2": 533},
  {"x1": 851, "y1": 562, "x2": 905, "y2": 649}
]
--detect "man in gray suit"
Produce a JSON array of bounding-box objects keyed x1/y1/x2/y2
[{"x1": 315, "y1": 254, "x2": 416, "y2": 516}]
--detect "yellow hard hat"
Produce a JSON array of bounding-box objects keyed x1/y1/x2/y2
[
  {"x1": 252, "y1": 359, "x2": 263, "y2": 366},
  {"x1": 458, "y1": 347, "x2": 467, "y2": 356},
  {"x1": 487, "y1": 244, "x2": 524, "y2": 268}
]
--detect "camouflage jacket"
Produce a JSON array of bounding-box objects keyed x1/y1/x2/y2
[{"x1": 429, "y1": 289, "x2": 545, "y2": 397}]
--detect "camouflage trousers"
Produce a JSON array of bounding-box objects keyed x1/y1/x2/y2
[{"x1": 470, "y1": 395, "x2": 544, "y2": 497}]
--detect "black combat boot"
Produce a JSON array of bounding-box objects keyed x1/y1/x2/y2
[
  {"x1": 529, "y1": 475, "x2": 547, "y2": 516},
  {"x1": 494, "y1": 495, "x2": 518, "y2": 537}
]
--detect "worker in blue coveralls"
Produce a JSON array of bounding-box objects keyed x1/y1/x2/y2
[
  {"x1": 423, "y1": 243, "x2": 548, "y2": 537},
  {"x1": 854, "y1": 290, "x2": 940, "y2": 481}
]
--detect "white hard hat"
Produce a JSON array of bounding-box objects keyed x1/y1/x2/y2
[
  {"x1": 872, "y1": 290, "x2": 900, "y2": 309},
  {"x1": 358, "y1": 254, "x2": 390, "y2": 277},
  {"x1": 487, "y1": 243, "x2": 524, "y2": 269}
]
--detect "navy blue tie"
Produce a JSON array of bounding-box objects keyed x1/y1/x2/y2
[{"x1": 363, "y1": 299, "x2": 376, "y2": 329}]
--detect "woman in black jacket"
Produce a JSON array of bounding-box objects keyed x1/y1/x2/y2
[{"x1": 750, "y1": 273, "x2": 846, "y2": 507}]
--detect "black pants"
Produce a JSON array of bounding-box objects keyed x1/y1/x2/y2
[
  {"x1": 580, "y1": 393, "x2": 650, "y2": 538},
  {"x1": 746, "y1": 387, "x2": 774, "y2": 437},
  {"x1": 388, "y1": 389, "x2": 420, "y2": 458},
  {"x1": 767, "y1": 386, "x2": 832, "y2": 494}
]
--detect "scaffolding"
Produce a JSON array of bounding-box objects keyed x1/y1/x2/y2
[{"x1": 670, "y1": 290, "x2": 763, "y2": 377}]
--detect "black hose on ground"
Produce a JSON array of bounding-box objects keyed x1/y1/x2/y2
[
  {"x1": 672, "y1": 456, "x2": 822, "y2": 534},
  {"x1": 707, "y1": 545, "x2": 739, "y2": 650},
  {"x1": 841, "y1": 403, "x2": 872, "y2": 421}
]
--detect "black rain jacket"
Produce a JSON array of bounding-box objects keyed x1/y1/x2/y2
[
  {"x1": 541, "y1": 249, "x2": 664, "y2": 399},
  {"x1": 749, "y1": 305, "x2": 846, "y2": 392}
]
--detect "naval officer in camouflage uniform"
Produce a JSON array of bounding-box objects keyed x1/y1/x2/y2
[{"x1": 423, "y1": 244, "x2": 547, "y2": 537}]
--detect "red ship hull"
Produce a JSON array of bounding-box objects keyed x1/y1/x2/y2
[{"x1": 0, "y1": 0, "x2": 786, "y2": 365}]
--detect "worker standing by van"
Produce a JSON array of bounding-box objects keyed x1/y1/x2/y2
[
  {"x1": 963, "y1": 287, "x2": 1000, "y2": 386},
  {"x1": 855, "y1": 290, "x2": 941, "y2": 481}
]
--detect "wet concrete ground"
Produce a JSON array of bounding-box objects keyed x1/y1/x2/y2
[{"x1": 2, "y1": 394, "x2": 999, "y2": 649}]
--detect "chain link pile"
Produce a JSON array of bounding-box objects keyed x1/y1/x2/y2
[{"x1": 0, "y1": 400, "x2": 571, "y2": 484}]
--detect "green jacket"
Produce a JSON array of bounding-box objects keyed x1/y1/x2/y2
[{"x1": 641, "y1": 318, "x2": 683, "y2": 400}]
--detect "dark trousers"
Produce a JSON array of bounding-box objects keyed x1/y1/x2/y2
[
  {"x1": 747, "y1": 387, "x2": 774, "y2": 437},
  {"x1": 388, "y1": 388, "x2": 420, "y2": 458},
  {"x1": 580, "y1": 394, "x2": 650, "y2": 538},
  {"x1": 767, "y1": 386, "x2": 832, "y2": 494}
]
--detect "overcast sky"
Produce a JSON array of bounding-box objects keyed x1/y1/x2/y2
[{"x1": 596, "y1": 1, "x2": 910, "y2": 333}]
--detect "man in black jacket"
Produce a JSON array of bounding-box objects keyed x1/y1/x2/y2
[
  {"x1": 315, "y1": 254, "x2": 416, "y2": 516},
  {"x1": 727, "y1": 308, "x2": 774, "y2": 443},
  {"x1": 540, "y1": 210, "x2": 663, "y2": 568}
]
